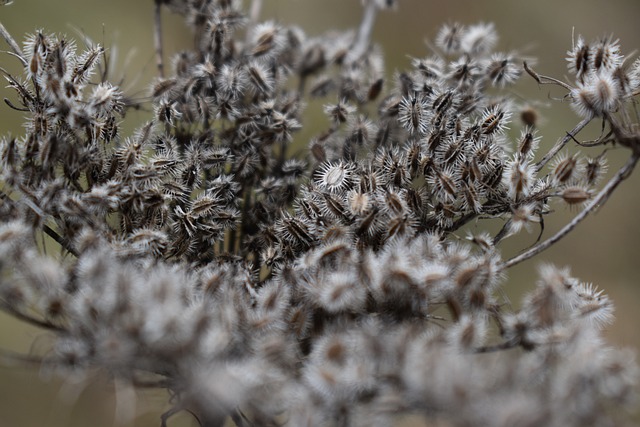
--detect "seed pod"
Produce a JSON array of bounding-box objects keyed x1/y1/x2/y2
[
  {"x1": 355, "y1": 206, "x2": 382, "y2": 238},
  {"x1": 278, "y1": 213, "x2": 315, "y2": 249},
  {"x1": 433, "y1": 90, "x2": 455, "y2": 115},
  {"x1": 299, "y1": 43, "x2": 326, "y2": 77},
  {"x1": 518, "y1": 127, "x2": 539, "y2": 158},
  {"x1": 367, "y1": 78, "x2": 384, "y2": 101},
  {"x1": 320, "y1": 192, "x2": 349, "y2": 220},
  {"x1": 246, "y1": 61, "x2": 274, "y2": 95},
  {"x1": 347, "y1": 190, "x2": 370, "y2": 216},
  {"x1": 323, "y1": 99, "x2": 355, "y2": 125},
  {"x1": 561, "y1": 186, "x2": 592, "y2": 205},
  {"x1": 434, "y1": 167, "x2": 458, "y2": 201},
  {"x1": 314, "y1": 160, "x2": 355, "y2": 194},
  {"x1": 190, "y1": 194, "x2": 220, "y2": 218},
  {"x1": 251, "y1": 22, "x2": 284, "y2": 58},
  {"x1": 398, "y1": 93, "x2": 429, "y2": 135},
  {"x1": 552, "y1": 154, "x2": 579, "y2": 184},
  {"x1": 480, "y1": 106, "x2": 510, "y2": 135},
  {"x1": 436, "y1": 23, "x2": 464, "y2": 54},
  {"x1": 486, "y1": 54, "x2": 521, "y2": 87},
  {"x1": 1, "y1": 137, "x2": 17, "y2": 168},
  {"x1": 520, "y1": 106, "x2": 539, "y2": 128},
  {"x1": 585, "y1": 154, "x2": 608, "y2": 185}
]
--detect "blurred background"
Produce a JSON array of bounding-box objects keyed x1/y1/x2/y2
[{"x1": 1, "y1": 0, "x2": 640, "y2": 425}]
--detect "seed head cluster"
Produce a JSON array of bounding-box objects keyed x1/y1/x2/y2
[
  {"x1": 567, "y1": 35, "x2": 639, "y2": 118},
  {"x1": 0, "y1": 1, "x2": 638, "y2": 426}
]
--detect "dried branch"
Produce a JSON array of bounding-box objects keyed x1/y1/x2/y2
[
  {"x1": 524, "y1": 61, "x2": 573, "y2": 91},
  {"x1": 345, "y1": 1, "x2": 378, "y2": 65},
  {"x1": 0, "y1": 21, "x2": 23, "y2": 60},
  {"x1": 153, "y1": 0, "x2": 165, "y2": 78}
]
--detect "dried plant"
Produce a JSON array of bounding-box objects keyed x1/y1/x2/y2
[{"x1": 0, "y1": 0, "x2": 639, "y2": 426}]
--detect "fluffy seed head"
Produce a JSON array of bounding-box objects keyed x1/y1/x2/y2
[
  {"x1": 567, "y1": 35, "x2": 591, "y2": 80},
  {"x1": 551, "y1": 153, "x2": 581, "y2": 185},
  {"x1": 592, "y1": 37, "x2": 622, "y2": 73},
  {"x1": 398, "y1": 93, "x2": 430, "y2": 135},
  {"x1": 436, "y1": 23, "x2": 464, "y2": 54},
  {"x1": 461, "y1": 22, "x2": 498, "y2": 55},
  {"x1": 316, "y1": 271, "x2": 366, "y2": 313},
  {"x1": 323, "y1": 99, "x2": 356, "y2": 125},
  {"x1": 571, "y1": 73, "x2": 620, "y2": 117},
  {"x1": 217, "y1": 64, "x2": 247, "y2": 98},
  {"x1": 504, "y1": 159, "x2": 534, "y2": 200},
  {"x1": 575, "y1": 282, "x2": 614, "y2": 327},
  {"x1": 585, "y1": 155, "x2": 608, "y2": 185},
  {"x1": 480, "y1": 105, "x2": 511, "y2": 135},
  {"x1": 250, "y1": 22, "x2": 286, "y2": 58},
  {"x1": 485, "y1": 53, "x2": 522, "y2": 87},
  {"x1": 517, "y1": 127, "x2": 541, "y2": 158},
  {"x1": 347, "y1": 190, "x2": 370, "y2": 216},
  {"x1": 560, "y1": 186, "x2": 592, "y2": 206},
  {"x1": 246, "y1": 61, "x2": 274, "y2": 95},
  {"x1": 89, "y1": 82, "x2": 124, "y2": 116}
]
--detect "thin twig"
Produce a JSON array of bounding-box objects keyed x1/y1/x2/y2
[
  {"x1": 503, "y1": 151, "x2": 640, "y2": 269},
  {"x1": 345, "y1": 0, "x2": 378, "y2": 65},
  {"x1": 4, "y1": 98, "x2": 29, "y2": 111},
  {"x1": 0, "y1": 189, "x2": 79, "y2": 257},
  {"x1": 249, "y1": 0, "x2": 263, "y2": 25},
  {"x1": 524, "y1": 61, "x2": 573, "y2": 91},
  {"x1": 0, "y1": 21, "x2": 23, "y2": 60},
  {"x1": 0, "y1": 302, "x2": 67, "y2": 332},
  {"x1": 100, "y1": 25, "x2": 110, "y2": 82},
  {"x1": 153, "y1": 0, "x2": 165, "y2": 78},
  {"x1": 534, "y1": 118, "x2": 590, "y2": 173},
  {"x1": 567, "y1": 130, "x2": 615, "y2": 148},
  {"x1": 43, "y1": 224, "x2": 79, "y2": 257}
]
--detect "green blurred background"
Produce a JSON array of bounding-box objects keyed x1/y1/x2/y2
[{"x1": 1, "y1": 0, "x2": 640, "y2": 425}]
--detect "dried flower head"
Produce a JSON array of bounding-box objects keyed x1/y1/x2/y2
[{"x1": 0, "y1": 4, "x2": 637, "y2": 427}]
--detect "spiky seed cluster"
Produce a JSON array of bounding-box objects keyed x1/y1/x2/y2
[
  {"x1": 0, "y1": 3, "x2": 637, "y2": 427},
  {"x1": 567, "y1": 35, "x2": 639, "y2": 117}
]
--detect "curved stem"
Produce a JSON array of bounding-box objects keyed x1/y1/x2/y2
[{"x1": 524, "y1": 61, "x2": 573, "y2": 91}]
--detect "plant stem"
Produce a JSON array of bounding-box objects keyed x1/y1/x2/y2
[
  {"x1": 153, "y1": 0, "x2": 165, "y2": 78},
  {"x1": 0, "y1": 190, "x2": 79, "y2": 257},
  {"x1": 346, "y1": 1, "x2": 378, "y2": 65},
  {"x1": 534, "y1": 118, "x2": 590, "y2": 173},
  {"x1": 0, "y1": 302, "x2": 67, "y2": 332},
  {"x1": 0, "y1": 21, "x2": 24, "y2": 61}
]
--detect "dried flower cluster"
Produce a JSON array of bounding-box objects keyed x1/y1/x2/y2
[{"x1": 0, "y1": 1, "x2": 639, "y2": 426}]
